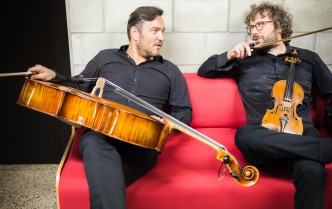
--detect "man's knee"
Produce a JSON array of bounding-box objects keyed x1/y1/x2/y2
[
  {"x1": 79, "y1": 131, "x2": 110, "y2": 154},
  {"x1": 235, "y1": 125, "x2": 257, "y2": 147},
  {"x1": 293, "y1": 160, "x2": 326, "y2": 182}
]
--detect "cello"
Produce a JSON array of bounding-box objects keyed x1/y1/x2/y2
[{"x1": 16, "y1": 76, "x2": 260, "y2": 187}]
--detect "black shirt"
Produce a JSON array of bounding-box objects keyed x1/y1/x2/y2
[
  {"x1": 55, "y1": 45, "x2": 192, "y2": 125},
  {"x1": 198, "y1": 44, "x2": 332, "y2": 127}
]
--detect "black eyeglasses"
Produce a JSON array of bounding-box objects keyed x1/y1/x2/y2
[{"x1": 246, "y1": 21, "x2": 273, "y2": 33}]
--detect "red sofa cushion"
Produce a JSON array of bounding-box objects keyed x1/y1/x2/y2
[
  {"x1": 126, "y1": 129, "x2": 295, "y2": 209},
  {"x1": 184, "y1": 74, "x2": 246, "y2": 128}
]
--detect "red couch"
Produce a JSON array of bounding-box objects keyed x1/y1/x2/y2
[{"x1": 56, "y1": 73, "x2": 332, "y2": 209}]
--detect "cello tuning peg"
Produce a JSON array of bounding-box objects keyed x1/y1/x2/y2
[
  {"x1": 230, "y1": 172, "x2": 239, "y2": 179},
  {"x1": 223, "y1": 155, "x2": 230, "y2": 164}
]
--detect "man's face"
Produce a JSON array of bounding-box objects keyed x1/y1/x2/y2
[
  {"x1": 136, "y1": 16, "x2": 165, "y2": 58},
  {"x1": 249, "y1": 12, "x2": 281, "y2": 47}
]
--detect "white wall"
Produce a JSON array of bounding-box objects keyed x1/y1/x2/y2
[{"x1": 65, "y1": 0, "x2": 332, "y2": 75}]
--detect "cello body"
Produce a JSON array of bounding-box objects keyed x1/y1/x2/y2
[{"x1": 17, "y1": 78, "x2": 170, "y2": 152}]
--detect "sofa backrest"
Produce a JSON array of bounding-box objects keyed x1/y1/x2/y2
[{"x1": 183, "y1": 73, "x2": 246, "y2": 128}]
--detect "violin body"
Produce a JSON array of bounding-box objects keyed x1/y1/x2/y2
[
  {"x1": 261, "y1": 80, "x2": 304, "y2": 135},
  {"x1": 17, "y1": 78, "x2": 170, "y2": 152},
  {"x1": 261, "y1": 50, "x2": 304, "y2": 135}
]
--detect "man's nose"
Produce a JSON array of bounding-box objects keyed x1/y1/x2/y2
[
  {"x1": 158, "y1": 32, "x2": 164, "y2": 41},
  {"x1": 251, "y1": 26, "x2": 259, "y2": 34}
]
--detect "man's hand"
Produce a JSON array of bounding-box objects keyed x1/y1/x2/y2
[
  {"x1": 151, "y1": 115, "x2": 165, "y2": 123},
  {"x1": 227, "y1": 40, "x2": 256, "y2": 60},
  {"x1": 27, "y1": 64, "x2": 56, "y2": 81}
]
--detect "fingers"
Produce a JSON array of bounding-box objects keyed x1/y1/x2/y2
[
  {"x1": 150, "y1": 115, "x2": 165, "y2": 123},
  {"x1": 27, "y1": 64, "x2": 56, "y2": 81},
  {"x1": 228, "y1": 41, "x2": 255, "y2": 60},
  {"x1": 27, "y1": 64, "x2": 44, "y2": 74},
  {"x1": 231, "y1": 42, "x2": 250, "y2": 59}
]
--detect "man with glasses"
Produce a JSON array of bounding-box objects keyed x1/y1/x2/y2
[{"x1": 198, "y1": 2, "x2": 332, "y2": 209}]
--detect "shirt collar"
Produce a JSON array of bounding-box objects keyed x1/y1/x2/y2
[
  {"x1": 119, "y1": 45, "x2": 164, "y2": 63},
  {"x1": 285, "y1": 42, "x2": 292, "y2": 54}
]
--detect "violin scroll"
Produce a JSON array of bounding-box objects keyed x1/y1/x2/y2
[{"x1": 284, "y1": 50, "x2": 301, "y2": 63}]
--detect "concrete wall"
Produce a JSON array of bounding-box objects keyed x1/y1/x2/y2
[{"x1": 65, "y1": 0, "x2": 332, "y2": 75}]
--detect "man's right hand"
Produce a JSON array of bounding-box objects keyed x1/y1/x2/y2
[
  {"x1": 27, "y1": 64, "x2": 56, "y2": 81},
  {"x1": 227, "y1": 40, "x2": 256, "y2": 61}
]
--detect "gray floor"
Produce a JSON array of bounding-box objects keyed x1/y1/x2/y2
[{"x1": 0, "y1": 164, "x2": 58, "y2": 209}]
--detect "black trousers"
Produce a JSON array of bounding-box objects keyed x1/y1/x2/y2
[
  {"x1": 79, "y1": 130, "x2": 159, "y2": 209},
  {"x1": 235, "y1": 125, "x2": 328, "y2": 209}
]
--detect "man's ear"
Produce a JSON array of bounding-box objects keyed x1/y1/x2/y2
[{"x1": 130, "y1": 26, "x2": 139, "y2": 41}]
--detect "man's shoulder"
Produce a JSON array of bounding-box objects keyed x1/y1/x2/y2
[
  {"x1": 97, "y1": 48, "x2": 119, "y2": 56},
  {"x1": 161, "y1": 59, "x2": 182, "y2": 74},
  {"x1": 291, "y1": 46, "x2": 316, "y2": 56},
  {"x1": 93, "y1": 48, "x2": 124, "y2": 61},
  {"x1": 291, "y1": 46, "x2": 319, "y2": 61},
  {"x1": 162, "y1": 58, "x2": 177, "y2": 67}
]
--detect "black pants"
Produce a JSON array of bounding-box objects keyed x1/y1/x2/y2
[
  {"x1": 235, "y1": 125, "x2": 328, "y2": 209},
  {"x1": 79, "y1": 130, "x2": 159, "y2": 209}
]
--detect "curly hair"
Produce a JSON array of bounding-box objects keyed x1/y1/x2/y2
[{"x1": 244, "y1": 2, "x2": 293, "y2": 38}]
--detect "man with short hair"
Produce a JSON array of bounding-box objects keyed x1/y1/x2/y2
[{"x1": 28, "y1": 6, "x2": 192, "y2": 209}]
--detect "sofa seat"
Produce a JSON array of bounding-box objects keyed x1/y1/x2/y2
[
  {"x1": 127, "y1": 128, "x2": 294, "y2": 209},
  {"x1": 56, "y1": 73, "x2": 331, "y2": 209}
]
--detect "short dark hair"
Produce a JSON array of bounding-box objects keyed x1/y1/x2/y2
[
  {"x1": 244, "y1": 2, "x2": 293, "y2": 38},
  {"x1": 127, "y1": 6, "x2": 164, "y2": 40}
]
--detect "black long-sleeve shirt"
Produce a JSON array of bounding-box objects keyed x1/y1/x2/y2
[
  {"x1": 198, "y1": 44, "x2": 332, "y2": 128},
  {"x1": 55, "y1": 45, "x2": 192, "y2": 126}
]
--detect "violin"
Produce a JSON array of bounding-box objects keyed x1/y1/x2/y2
[
  {"x1": 261, "y1": 50, "x2": 304, "y2": 135},
  {"x1": 256, "y1": 27, "x2": 332, "y2": 134}
]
